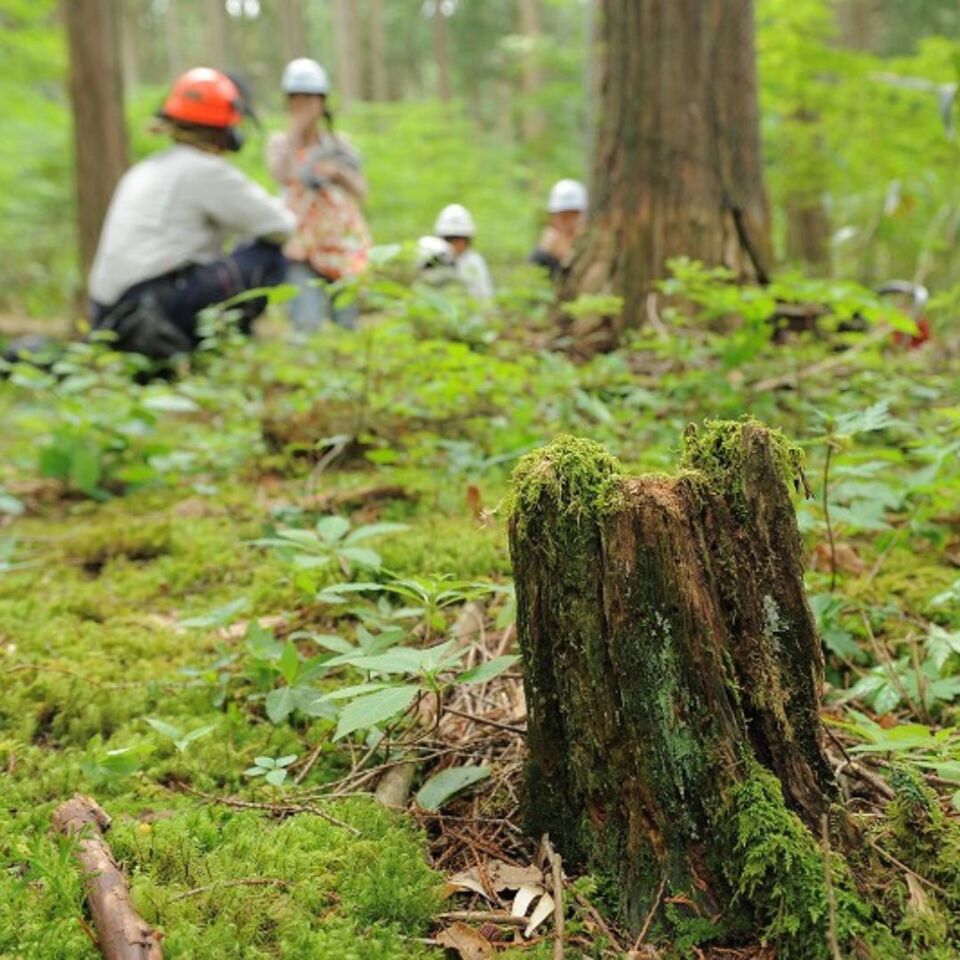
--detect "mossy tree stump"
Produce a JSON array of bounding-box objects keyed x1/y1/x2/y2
[{"x1": 509, "y1": 421, "x2": 852, "y2": 949}]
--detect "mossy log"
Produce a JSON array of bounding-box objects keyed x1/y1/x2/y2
[{"x1": 509, "y1": 422, "x2": 850, "y2": 948}]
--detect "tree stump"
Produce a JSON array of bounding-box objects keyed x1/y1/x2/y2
[{"x1": 509, "y1": 421, "x2": 852, "y2": 951}]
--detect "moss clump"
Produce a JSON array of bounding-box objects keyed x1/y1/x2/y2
[
  {"x1": 509, "y1": 434, "x2": 624, "y2": 540},
  {"x1": 680, "y1": 417, "x2": 807, "y2": 500},
  {"x1": 59, "y1": 516, "x2": 172, "y2": 571},
  {"x1": 716, "y1": 765, "x2": 881, "y2": 960}
]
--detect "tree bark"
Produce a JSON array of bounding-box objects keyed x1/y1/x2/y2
[
  {"x1": 332, "y1": 0, "x2": 362, "y2": 105},
  {"x1": 509, "y1": 422, "x2": 839, "y2": 938},
  {"x1": 431, "y1": 4, "x2": 453, "y2": 102},
  {"x1": 63, "y1": 0, "x2": 129, "y2": 281},
  {"x1": 53, "y1": 794, "x2": 164, "y2": 959},
  {"x1": 119, "y1": 0, "x2": 141, "y2": 91},
  {"x1": 518, "y1": 0, "x2": 544, "y2": 141},
  {"x1": 558, "y1": 0, "x2": 772, "y2": 354},
  {"x1": 204, "y1": 0, "x2": 229, "y2": 70},
  {"x1": 368, "y1": 0, "x2": 388, "y2": 102},
  {"x1": 279, "y1": 0, "x2": 306, "y2": 66},
  {"x1": 786, "y1": 198, "x2": 831, "y2": 274},
  {"x1": 164, "y1": 0, "x2": 186, "y2": 80}
]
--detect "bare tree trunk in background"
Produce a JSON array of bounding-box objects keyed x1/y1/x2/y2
[
  {"x1": 368, "y1": 0, "x2": 388, "y2": 102},
  {"x1": 204, "y1": 0, "x2": 228, "y2": 70},
  {"x1": 837, "y1": 0, "x2": 880, "y2": 49},
  {"x1": 432, "y1": 6, "x2": 452, "y2": 102},
  {"x1": 332, "y1": 0, "x2": 362, "y2": 105},
  {"x1": 582, "y1": 0, "x2": 600, "y2": 166},
  {"x1": 119, "y1": 0, "x2": 140, "y2": 91},
  {"x1": 279, "y1": 0, "x2": 306, "y2": 65},
  {"x1": 558, "y1": 0, "x2": 772, "y2": 354},
  {"x1": 786, "y1": 199, "x2": 831, "y2": 274},
  {"x1": 63, "y1": 0, "x2": 129, "y2": 280},
  {"x1": 165, "y1": 0, "x2": 186, "y2": 79},
  {"x1": 519, "y1": 0, "x2": 544, "y2": 141}
]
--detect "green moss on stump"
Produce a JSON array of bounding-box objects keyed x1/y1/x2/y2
[{"x1": 509, "y1": 434, "x2": 624, "y2": 540}]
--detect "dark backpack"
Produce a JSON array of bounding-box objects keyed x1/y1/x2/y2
[{"x1": 93, "y1": 290, "x2": 193, "y2": 361}]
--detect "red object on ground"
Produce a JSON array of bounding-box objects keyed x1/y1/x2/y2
[{"x1": 893, "y1": 315, "x2": 931, "y2": 349}]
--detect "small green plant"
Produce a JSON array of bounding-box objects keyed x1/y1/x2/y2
[
  {"x1": 244, "y1": 753, "x2": 298, "y2": 787},
  {"x1": 144, "y1": 717, "x2": 216, "y2": 754}
]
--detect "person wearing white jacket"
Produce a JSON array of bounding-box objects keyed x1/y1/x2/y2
[{"x1": 433, "y1": 204, "x2": 494, "y2": 301}]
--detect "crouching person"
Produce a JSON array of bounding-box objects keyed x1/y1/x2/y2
[
  {"x1": 530, "y1": 179, "x2": 587, "y2": 280},
  {"x1": 88, "y1": 68, "x2": 295, "y2": 361}
]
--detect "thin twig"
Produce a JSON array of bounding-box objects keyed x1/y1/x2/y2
[
  {"x1": 868, "y1": 839, "x2": 952, "y2": 899},
  {"x1": 632, "y1": 876, "x2": 666, "y2": 951},
  {"x1": 820, "y1": 815, "x2": 843, "y2": 960},
  {"x1": 824, "y1": 442, "x2": 837, "y2": 593},
  {"x1": 542, "y1": 835, "x2": 565, "y2": 960},
  {"x1": 437, "y1": 910, "x2": 528, "y2": 927},
  {"x1": 170, "y1": 877, "x2": 286, "y2": 902},
  {"x1": 443, "y1": 706, "x2": 527, "y2": 735}
]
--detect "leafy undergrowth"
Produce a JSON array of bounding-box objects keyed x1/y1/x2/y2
[{"x1": 1, "y1": 269, "x2": 960, "y2": 957}]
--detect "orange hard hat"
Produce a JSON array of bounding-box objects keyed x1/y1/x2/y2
[{"x1": 161, "y1": 67, "x2": 242, "y2": 129}]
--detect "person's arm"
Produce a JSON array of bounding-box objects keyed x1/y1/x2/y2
[{"x1": 200, "y1": 160, "x2": 295, "y2": 243}]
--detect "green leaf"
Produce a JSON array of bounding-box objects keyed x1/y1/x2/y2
[
  {"x1": 311, "y1": 633, "x2": 355, "y2": 654},
  {"x1": 334, "y1": 684, "x2": 420, "y2": 740},
  {"x1": 141, "y1": 393, "x2": 199, "y2": 413},
  {"x1": 345, "y1": 522, "x2": 409, "y2": 544},
  {"x1": 254, "y1": 756, "x2": 277, "y2": 768},
  {"x1": 455, "y1": 655, "x2": 519, "y2": 686},
  {"x1": 68, "y1": 443, "x2": 102, "y2": 493},
  {"x1": 416, "y1": 765, "x2": 490, "y2": 811},
  {"x1": 337, "y1": 546, "x2": 382, "y2": 569},
  {"x1": 278, "y1": 642, "x2": 301, "y2": 685},
  {"x1": 265, "y1": 768, "x2": 288, "y2": 787},
  {"x1": 316, "y1": 515, "x2": 351, "y2": 543},
  {"x1": 178, "y1": 596, "x2": 249, "y2": 629},
  {"x1": 179, "y1": 724, "x2": 216, "y2": 745},
  {"x1": 0, "y1": 491, "x2": 25, "y2": 516},
  {"x1": 275, "y1": 754, "x2": 298, "y2": 767},
  {"x1": 245, "y1": 766, "x2": 267, "y2": 777},
  {"x1": 266, "y1": 687, "x2": 296, "y2": 724},
  {"x1": 145, "y1": 717, "x2": 182, "y2": 741}
]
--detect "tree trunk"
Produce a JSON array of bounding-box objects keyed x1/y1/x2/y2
[
  {"x1": 204, "y1": 0, "x2": 229, "y2": 70},
  {"x1": 786, "y1": 199, "x2": 831, "y2": 274},
  {"x1": 119, "y1": 0, "x2": 140, "y2": 91},
  {"x1": 431, "y1": 5, "x2": 452, "y2": 102},
  {"x1": 509, "y1": 422, "x2": 845, "y2": 945},
  {"x1": 63, "y1": 0, "x2": 129, "y2": 281},
  {"x1": 368, "y1": 0, "x2": 388, "y2": 102},
  {"x1": 53, "y1": 794, "x2": 164, "y2": 959},
  {"x1": 332, "y1": 0, "x2": 362, "y2": 106},
  {"x1": 559, "y1": 0, "x2": 772, "y2": 354},
  {"x1": 164, "y1": 0, "x2": 186, "y2": 79},
  {"x1": 279, "y1": 0, "x2": 305, "y2": 66},
  {"x1": 518, "y1": 0, "x2": 544, "y2": 141}
]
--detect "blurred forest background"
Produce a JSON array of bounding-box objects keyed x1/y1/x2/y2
[{"x1": 3, "y1": 0, "x2": 960, "y2": 316}]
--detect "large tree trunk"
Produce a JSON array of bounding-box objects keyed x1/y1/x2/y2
[
  {"x1": 63, "y1": 0, "x2": 129, "y2": 281},
  {"x1": 431, "y1": 4, "x2": 453, "y2": 102},
  {"x1": 164, "y1": 0, "x2": 186, "y2": 80},
  {"x1": 509, "y1": 422, "x2": 846, "y2": 945},
  {"x1": 518, "y1": 0, "x2": 544, "y2": 142},
  {"x1": 559, "y1": 0, "x2": 772, "y2": 354},
  {"x1": 332, "y1": 0, "x2": 362, "y2": 106},
  {"x1": 279, "y1": 0, "x2": 306, "y2": 67},
  {"x1": 368, "y1": 0, "x2": 388, "y2": 102},
  {"x1": 204, "y1": 0, "x2": 229, "y2": 70}
]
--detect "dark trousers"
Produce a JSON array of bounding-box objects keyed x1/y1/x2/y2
[{"x1": 91, "y1": 240, "x2": 287, "y2": 348}]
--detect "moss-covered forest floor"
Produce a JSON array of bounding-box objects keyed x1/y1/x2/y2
[{"x1": 2, "y1": 282, "x2": 960, "y2": 958}]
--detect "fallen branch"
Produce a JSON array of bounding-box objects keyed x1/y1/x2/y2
[
  {"x1": 543, "y1": 836, "x2": 565, "y2": 960},
  {"x1": 52, "y1": 794, "x2": 164, "y2": 960}
]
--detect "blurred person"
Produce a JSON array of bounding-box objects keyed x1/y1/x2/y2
[
  {"x1": 88, "y1": 68, "x2": 294, "y2": 360},
  {"x1": 529, "y1": 179, "x2": 587, "y2": 279},
  {"x1": 414, "y1": 235, "x2": 458, "y2": 289},
  {"x1": 433, "y1": 204, "x2": 494, "y2": 301},
  {"x1": 268, "y1": 58, "x2": 372, "y2": 332}
]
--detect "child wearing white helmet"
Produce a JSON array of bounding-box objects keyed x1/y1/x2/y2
[
  {"x1": 530, "y1": 179, "x2": 587, "y2": 279},
  {"x1": 267, "y1": 58, "x2": 372, "y2": 331},
  {"x1": 433, "y1": 204, "x2": 494, "y2": 301}
]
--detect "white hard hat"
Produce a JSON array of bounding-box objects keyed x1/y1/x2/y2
[
  {"x1": 416, "y1": 235, "x2": 455, "y2": 270},
  {"x1": 282, "y1": 58, "x2": 330, "y2": 96},
  {"x1": 548, "y1": 179, "x2": 588, "y2": 214},
  {"x1": 434, "y1": 204, "x2": 476, "y2": 238}
]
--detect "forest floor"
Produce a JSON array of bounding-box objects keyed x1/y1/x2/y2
[{"x1": 1, "y1": 282, "x2": 959, "y2": 959}]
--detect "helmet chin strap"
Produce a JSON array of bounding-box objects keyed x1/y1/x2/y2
[{"x1": 225, "y1": 127, "x2": 245, "y2": 152}]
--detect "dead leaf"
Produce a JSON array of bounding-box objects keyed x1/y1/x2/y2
[
  {"x1": 811, "y1": 541, "x2": 865, "y2": 575},
  {"x1": 448, "y1": 859, "x2": 543, "y2": 902},
  {"x1": 435, "y1": 922, "x2": 494, "y2": 959},
  {"x1": 524, "y1": 892, "x2": 555, "y2": 937},
  {"x1": 447, "y1": 870, "x2": 491, "y2": 901},
  {"x1": 511, "y1": 883, "x2": 545, "y2": 918},
  {"x1": 905, "y1": 874, "x2": 931, "y2": 916},
  {"x1": 466, "y1": 485, "x2": 483, "y2": 521}
]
